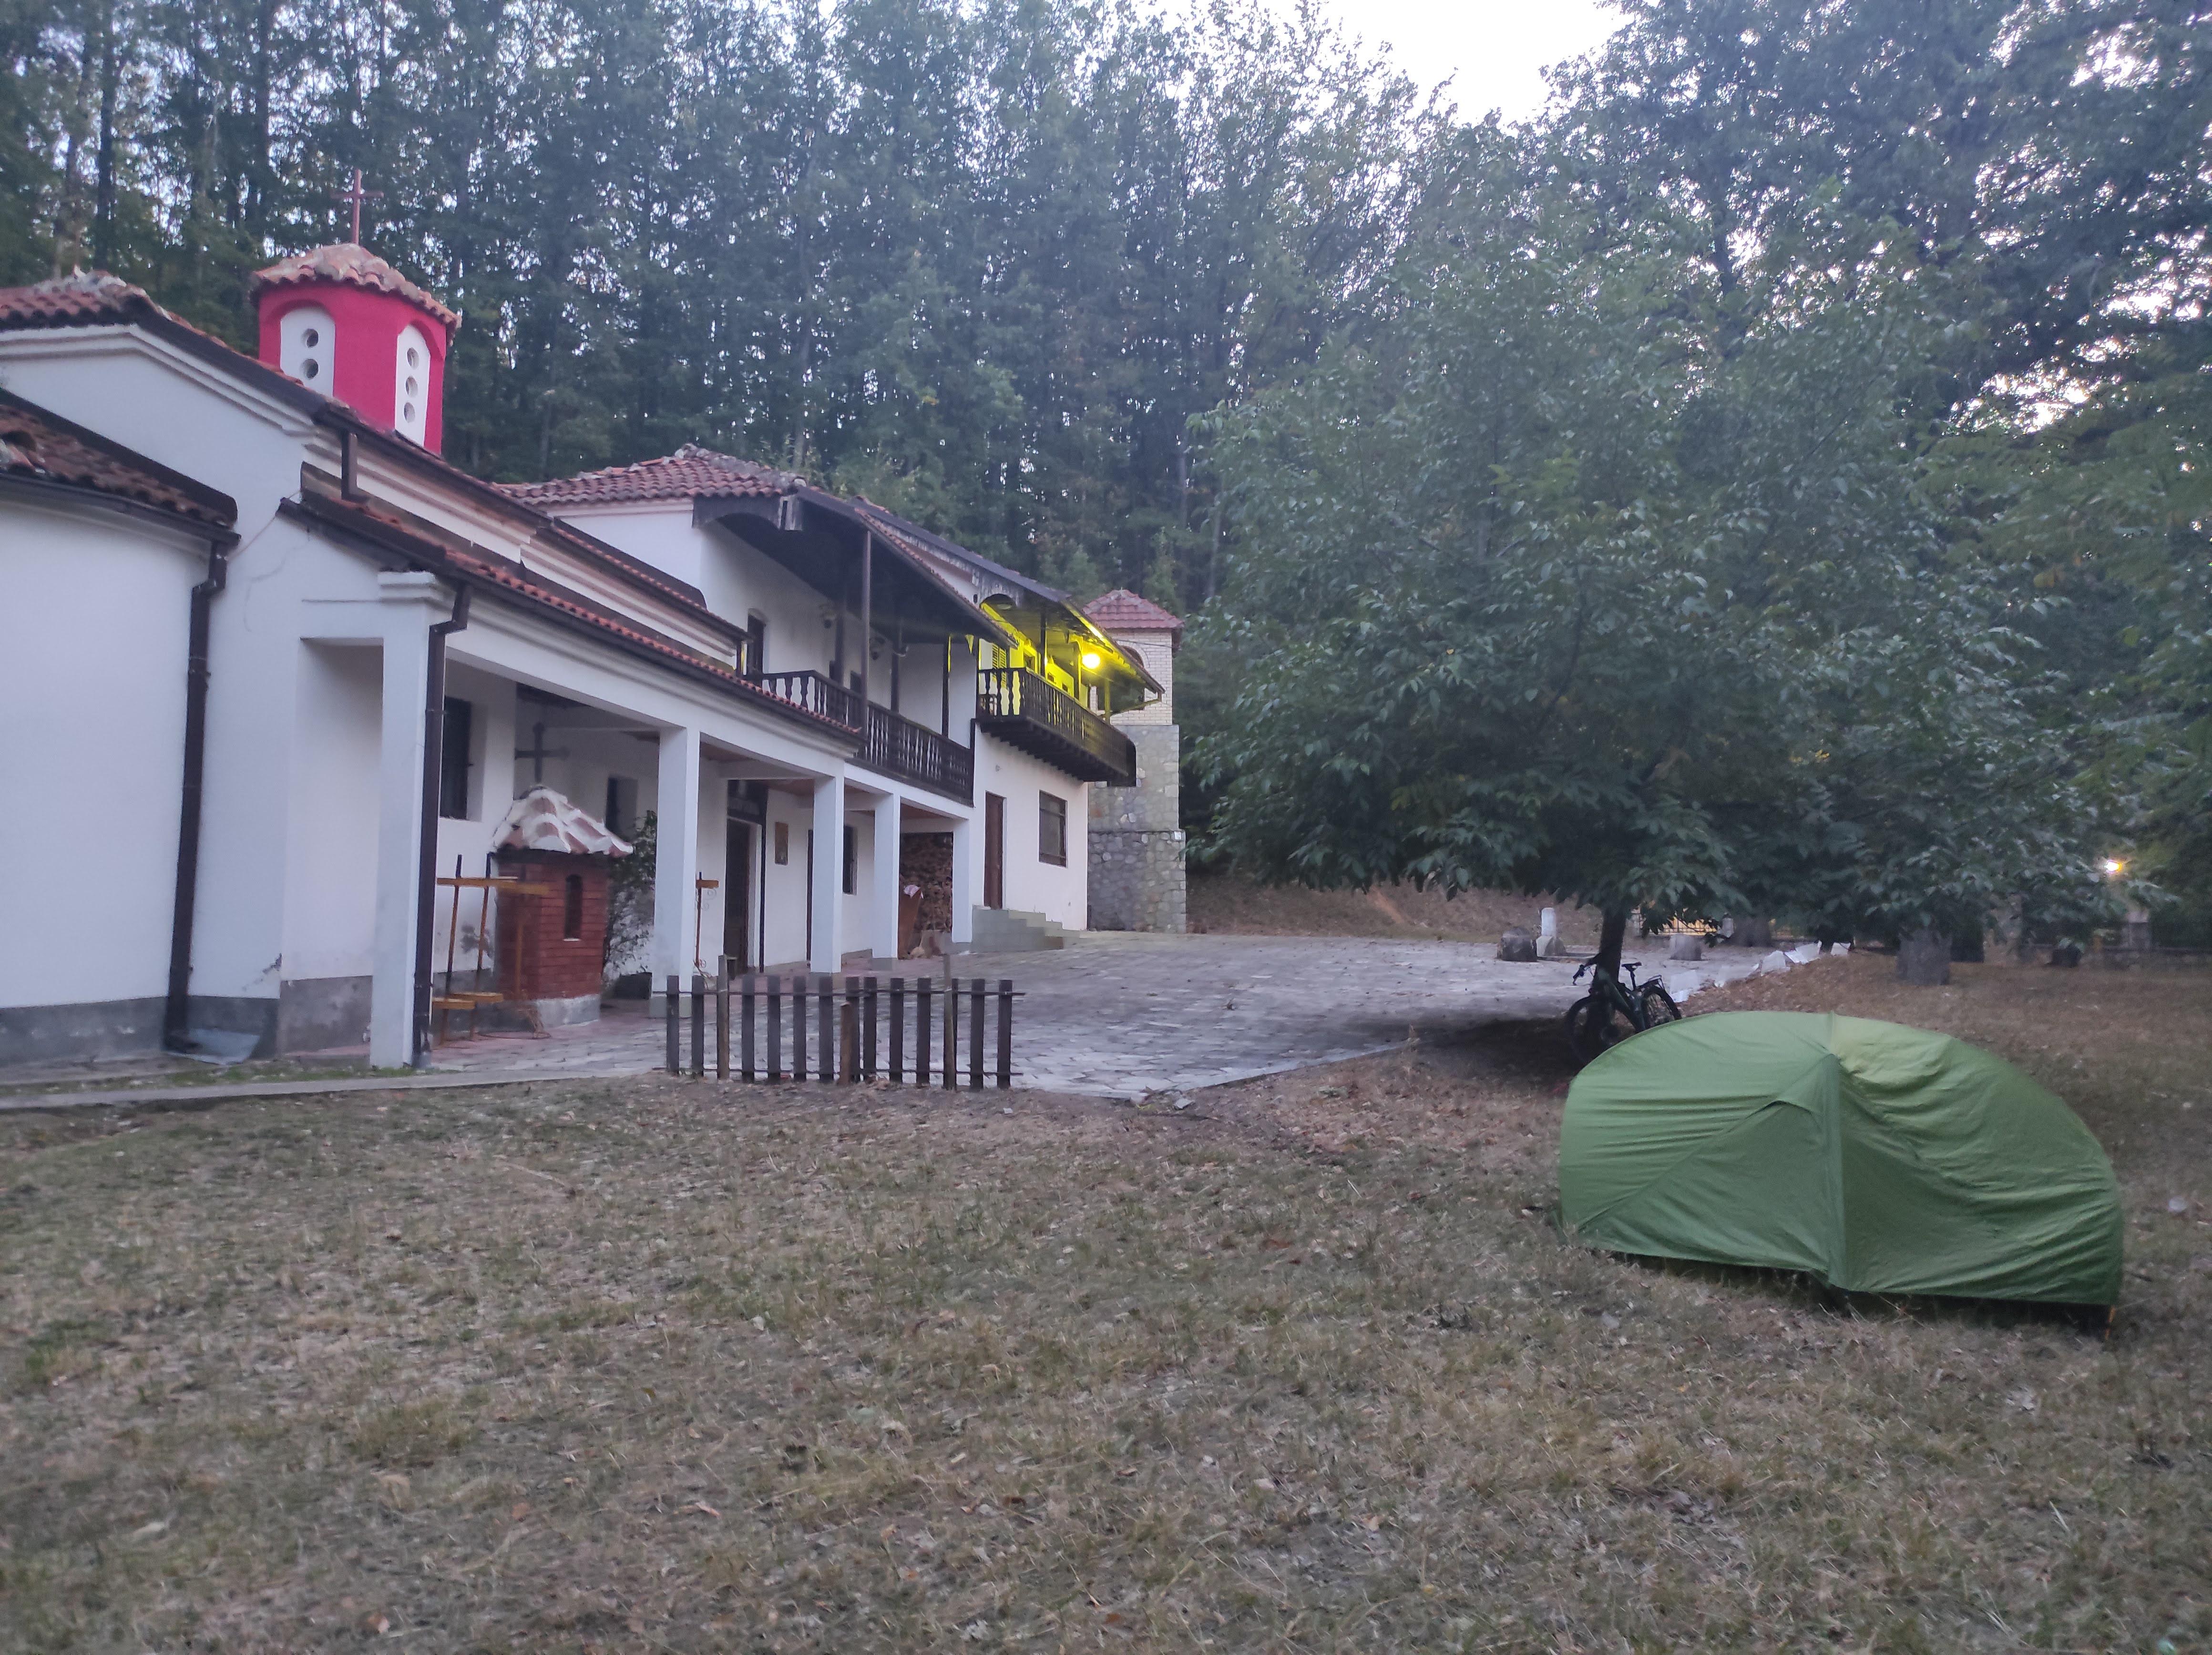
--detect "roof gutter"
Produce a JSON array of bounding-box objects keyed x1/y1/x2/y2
[
  {"x1": 411, "y1": 583, "x2": 471, "y2": 1067},
  {"x1": 163, "y1": 527, "x2": 240, "y2": 1053}
]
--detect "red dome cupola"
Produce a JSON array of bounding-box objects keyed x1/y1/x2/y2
[{"x1": 250, "y1": 244, "x2": 460, "y2": 452}]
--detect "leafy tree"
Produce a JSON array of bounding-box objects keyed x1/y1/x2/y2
[{"x1": 1198, "y1": 153, "x2": 2107, "y2": 975}]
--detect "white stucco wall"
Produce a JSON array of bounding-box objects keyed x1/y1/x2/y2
[
  {"x1": 0, "y1": 497, "x2": 204, "y2": 1008},
  {"x1": 974, "y1": 737, "x2": 1089, "y2": 929},
  {"x1": 542, "y1": 501, "x2": 709, "y2": 592},
  {"x1": 1108, "y1": 630, "x2": 1176, "y2": 725},
  {"x1": 841, "y1": 806, "x2": 876, "y2": 960},
  {"x1": 282, "y1": 642, "x2": 382, "y2": 982},
  {"x1": 0, "y1": 329, "x2": 999, "y2": 1055},
  {"x1": 759, "y1": 787, "x2": 814, "y2": 966},
  {"x1": 545, "y1": 502, "x2": 839, "y2": 682},
  {"x1": 427, "y1": 665, "x2": 516, "y2": 981}
]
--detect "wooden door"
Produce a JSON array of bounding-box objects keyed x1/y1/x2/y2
[
  {"x1": 983, "y1": 793, "x2": 1005, "y2": 909},
  {"x1": 721, "y1": 819, "x2": 752, "y2": 971}
]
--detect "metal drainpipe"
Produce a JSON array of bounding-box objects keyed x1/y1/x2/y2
[
  {"x1": 410, "y1": 583, "x2": 472, "y2": 1067},
  {"x1": 162, "y1": 531, "x2": 239, "y2": 1054}
]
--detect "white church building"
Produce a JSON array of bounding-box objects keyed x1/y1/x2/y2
[{"x1": 0, "y1": 243, "x2": 1152, "y2": 1072}]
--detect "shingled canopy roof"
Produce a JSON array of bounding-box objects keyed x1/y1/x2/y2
[
  {"x1": 249, "y1": 243, "x2": 460, "y2": 331},
  {"x1": 0, "y1": 385, "x2": 236, "y2": 531},
  {"x1": 501, "y1": 444, "x2": 794, "y2": 507}
]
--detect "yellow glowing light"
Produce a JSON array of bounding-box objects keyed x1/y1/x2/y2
[
  {"x1": 1080, "y1": 650, "x2": 1102, "y2": 671},
  {"x1": 2103, "y1": 858, "x2": 2127, "y2": 877}
]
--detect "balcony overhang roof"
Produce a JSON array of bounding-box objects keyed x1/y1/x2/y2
[
  {"x1": 848, "y1": 502, "x2": 1160, "y2": 695},
  {"x1": 697, "y1": 488, "x2": 1020, "y2": 652}
]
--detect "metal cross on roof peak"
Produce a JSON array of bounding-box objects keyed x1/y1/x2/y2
[{"x1": 330, "y1": 169, "x2": 383, "y2": 245}]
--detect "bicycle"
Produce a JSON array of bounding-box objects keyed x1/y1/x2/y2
[{"x1": 1564, "y1": 958, "x2": 1680, "y2": 1062}]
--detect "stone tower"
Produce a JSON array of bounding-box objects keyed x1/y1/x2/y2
[{"x1": 1083, "y1": 589, "x2": 1186, "y2": 932}]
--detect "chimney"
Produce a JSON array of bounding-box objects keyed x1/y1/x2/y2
[{"x1": 248, "y1": 245, "x2": 460, "y2": 453}]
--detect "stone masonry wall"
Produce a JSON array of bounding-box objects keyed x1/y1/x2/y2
[{"x1": 1088, "y1": 722, "x2": 1185, "y2": 931}]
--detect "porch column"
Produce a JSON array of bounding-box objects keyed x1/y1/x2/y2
[
  {"x1": 810, "y1": 773, "x2": 844, "y2": 971},
  {"x1": 653, "y1": 726, "x2": 701, "y2": 982},
  {"x1": 369, "y1": 574, "x2": 444, "y2": 1069},
  {"x1": 870, "y1": 792, "x2": 902, "y2": 961},
  {"x1": 949, "y1": 812, "x2": 976, "y2": 947}
]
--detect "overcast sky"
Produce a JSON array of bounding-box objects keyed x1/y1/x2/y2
[{"x1": 1302, "y1": 0, "x2": 1622, "y2": 123}]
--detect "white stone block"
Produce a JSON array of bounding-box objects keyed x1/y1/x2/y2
[{"x1": 1761, "y1": 950, "x2": 1792, "y2": 973}]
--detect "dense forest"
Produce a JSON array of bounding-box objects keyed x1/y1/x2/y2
[
  {"x1": 4, "y1": 0, "x2": 2208, "y2": 943},
  {"x1": 0, "y1": 0, "x2": 1441, "y2": 600}
]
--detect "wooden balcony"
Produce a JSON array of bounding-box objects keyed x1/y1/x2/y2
[
  {"x1": 859, "y1": 703, "x2": 974, "y2": 801},
  {"x1": 759, "y1": 671, "x2": 975, "y2": 800},
  {"x1": 758, "y1": 669, "x2": 863, "y2": 730},
  {"x1": 975, "y1": 666, "x2": 1138, "y2": 787}
]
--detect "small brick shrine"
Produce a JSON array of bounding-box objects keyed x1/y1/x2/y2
[
  {"x1": 487, "y1": 786, "x2": 634, "y2": 1022},
  {"x1": 494, "y1": 848, "x2": 612, "y2": 1004}
]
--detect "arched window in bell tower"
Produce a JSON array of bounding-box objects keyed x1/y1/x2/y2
[
  {"x1": 394, "y1": 323, "x2": 430, "y2": 444},
  {"x1": 278, "y1": 304, "x2": 335, "y2": 388}
]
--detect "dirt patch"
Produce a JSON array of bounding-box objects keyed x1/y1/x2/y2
[
  {"x1": 1188, "y1": 870, "x2": 1600, "y2": 946},
  {"x1": 0, "y1": 960, "x2": 2205, "y2": 1652}
]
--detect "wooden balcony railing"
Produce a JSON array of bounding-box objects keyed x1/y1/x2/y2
[
  {"x1": 859, "y1": 703, "x2": 974, "y2": 802},
  {"x1": 975, "y1": 666, "x2": 1137, "y2": 787},
  {"x1": 758, "y1": 670, "x2": 863, "y2": 730}
]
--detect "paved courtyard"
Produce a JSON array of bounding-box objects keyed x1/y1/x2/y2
[{"x1": 428, "y1": 933, "x2": 1779, "y2": 1098}]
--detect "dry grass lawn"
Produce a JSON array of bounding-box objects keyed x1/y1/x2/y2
[{"x1": 1, "y1": 954, "x2": 2206, "y2": 1652}]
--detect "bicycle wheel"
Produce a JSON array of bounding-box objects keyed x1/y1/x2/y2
[
  {"x1": 1637, "y1": 981, "x2": 1681, "y2": 1029},
  {"x1": 1565, "y1": 993, "x2": 1636, "y2": 1062},
  {"x1": 1564, "y1": 997, "x2": 1599, "y2": 1062}
]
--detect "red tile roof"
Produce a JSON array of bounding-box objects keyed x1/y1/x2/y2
[
  {"x1": 249, "y1": 243, "x2": 460, "y2": 331},
  {"x1": 0, "y1": 269, "x2": 177, "y2": 331},
  {"x1": 0, "y1": 386, "x2": 236, "y2": 529},
  {"x1": 287, "y1": 487, "x2": 857, "y2": 739},
  {"x1": 1085, "y1": 587, "x2": 1183, "y2": 634},
  {"x1": 0, "y1": 270, "x2": 749, "y2": 635},
  {"x1": 502, "y1": 444, "x2": 795, "y2": 506}
]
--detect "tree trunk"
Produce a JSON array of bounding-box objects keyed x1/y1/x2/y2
[
  {"x1": 1595, "y1": 908, "x2": 1630, "y2": 981},
  {"x1": 1896, "y1": 928, "x2": 1952, "y2": 986},
  {"x1": 1205, "y1": 495, "x2": 1221, "y2": 602},
  {"x1": 93, "y1": 1, "x2": 118, "y2": 267}
]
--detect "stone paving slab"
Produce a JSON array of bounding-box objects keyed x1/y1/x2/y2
[
  {"x1": 0, "y1": 935, "x2": 1792, "y2": 1112},
  {"x1": 423, "y1": 933, "x2": 1778, "y2": 1100}
]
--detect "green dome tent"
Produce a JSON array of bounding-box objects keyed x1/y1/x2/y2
[{"x1": 1559, "y1": 1012, "x2": 2122, "y2": 1306}]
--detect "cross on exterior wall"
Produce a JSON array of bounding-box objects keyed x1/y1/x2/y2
[{"x1": 515, "y1": 721, "x2": 569, "y2": 785}]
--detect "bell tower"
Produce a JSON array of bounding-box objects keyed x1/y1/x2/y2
[{"x1": 250, "y1": 243, "x2": 459, "y2": 453}]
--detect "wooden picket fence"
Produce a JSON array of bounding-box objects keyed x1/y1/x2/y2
[{"x1": 664, "y1": 968, "x2": 1019, "y2": 1088}]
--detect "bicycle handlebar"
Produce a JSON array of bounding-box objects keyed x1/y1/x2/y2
[{"x1": 1575, "y1": 960, "x2": 1644, "y2": 976}]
